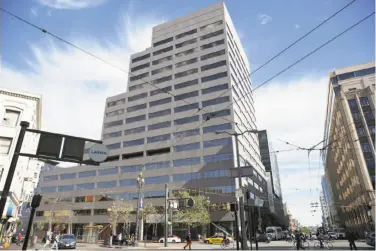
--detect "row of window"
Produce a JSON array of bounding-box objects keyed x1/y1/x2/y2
[{"x1": 331, "y1": 67, "x2": 375, "y2": 83}]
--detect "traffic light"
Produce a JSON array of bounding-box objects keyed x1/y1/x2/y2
[
  {"x1": 230, "y1": 203, "x2": 238, "y2": 212},
  {"x1": 178, "y1": 198, "x2": 195, "y2": 208}
]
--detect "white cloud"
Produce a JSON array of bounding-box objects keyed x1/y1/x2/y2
[
  {"x1": 0, "y1": 12, "x2": 162, "y2": 142},
  {"x1": 255, "y1": 76, "x2": 328, "y2": 225},
  {"x1": 295, "y1": 24, "x2": 300, "y2": 29},
  {"x1": 258, "y1": 13, "x2": 272, "y2": 25},
  {"x1": 30, "y1": 7, "x2": 38, "y2": 17},
  {"x1": 37, "y1": 0, "x2": 107, "y2": 9}
]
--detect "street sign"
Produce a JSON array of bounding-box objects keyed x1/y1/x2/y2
[
  {"x1": 235, "y1": 189, "x2": 243, "y2": 198},
  {"x1": 89, "y1": 144, "x2": 108, "y2": 162},
  {"x1": 255, "y1": 198, "x2": 264, "y2": 207},
  {"x1": 139, "y1": 197, "x2": 144, "y2": 209}
]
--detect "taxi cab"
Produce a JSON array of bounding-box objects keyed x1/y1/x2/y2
[{"x1": 204, "y1": 235, "x2": 233, "y2": 244}]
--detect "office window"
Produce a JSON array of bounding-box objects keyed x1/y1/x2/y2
[
  {"x1": 103, "y1": 131, "x2": 122, "y2": 139},
  {"x1": 0, "y1": 137, "x2": 12, "y2": 154},
  {"x1": 202, "y1": 109, "x2": 231, "y2": 120},
  {"x1": 41, "y1": 187, "x2": 56, "y2": 193},
  {"x1": 150, "y1": 86, "x2": 172, "y2": 96},
  {"x1": 127, "y1": 103, "x2": 147, "y2": 113},
  {"x1": 174, "y1": 128, "x2": 200, "y2": 138},
  {"x1": 357, "y1": 127, "x2": 366, "y2": 137},
  {"x1": 364, "y1": 111, "x2": 374, "y2": 120},
  {"x1": 176, "y1": 58, "x2": 198, "y2": 68},
  {"x1": 176, "y1": 48, "x2": 196, "y2": 58},
  {"x1": 130, "y1": 62, "x2": 150, "y2": 72},
  {"x1": 132, "y1": 53, "x2": 150, "y2": 63},
  {"x1": 150, "y1": 97, "x2": 172, "y2": 107},
  {"x1": 146, "y1": 190, "x2": 165, "y2": 198},
  {"x1": 174, "y1": 103, "x2": 199, "y2": 113},
  {"x1": 203, "y1": 137, "x2": 232, "y2": 148},
  {"x1": 78, "y1": 170, "x2": 96, "y2": 178},
  {"x1": 147, "y1": 134, "x2": 170, "y2": 143},
  {"x1": 152, "y1": 65, "x2": 173, "y2": 75},
  {"x1": 104, "y1": 105, "x2": 122, "y2": 116},
  {"x1": 201, "y1": 49, "x2": 226, "y2": 61},
  {"x1": 175, "y1": 91, "x2": 199, "y2": 101},
  {"x1": 173, "y1": 173, "x2": 200, "y2": 182},
  {"x1": 107, "y1": 98, "x2": 125, "y2": 107},
  {"x1": 146, "y1": 161, "x2": 170, "y2": 170},
  {"x1": 104, "y1": 120, "x2": 123, "y2": 128},
  {"x1": 149, "y1": 109, "x2": 171, "y2": 119},
  {"x1": 174, "y1": 115, "x2": 200, "y2": 125},
  {"x1": 369, "y1": 125, "x2": 375, "y2": 135},
  {"x1": 200, "y1": 39, "x2": 225, "y2": 50},
  {"x1": 152, "y1": 55, "x2": 172, "y2": 66},
  {"x1": 153, "y1": 46, "x2": 173, "y2": 56},
  {"x1": 174, "y1": 142, "x2": 200, "y2": 152},
  {"x1": 153, "y1": 37, "x2": 173, "y2": 47},
  {"x1": 348, "y1": 99, "x2": 357, "y2": 108},
  {"x1": 202, "y1": 96, "x2": 230, "y2": 107},
  {"x1": 123, "y1": 138, "x2": 144, "y2": 147},
  {"x1": 173, "y1": 157, "x2": 201, "y2": 167},
  {"x1": 121, "y1": 165, "x2": 143, "y2": 173},
  {"x1": 145, "y1": 176, "x2": 170, "y2": 184},
  {"x1": 204, "y1": 169, "x2": 228, "y2": 178},
  {"x1": 200, "y1": 29, "x2": 224, "y2": 40},
  {"x1": 124, "y1": 126, "x2": 145, "y2": 135},
  {"x1": 153, "y1": 75, "x2": 172, "y2": 85},
  {"x1": 99, "y1": 167, "x2": 118, "y2": 176},
  {"x1": 106, "y1": 143, "x2": 121, "y2": 150},
  {"x1": 202, "y1": 83, "x2": 228, "y2": 95},
  {"x1": 97, "y1": 181, "x2": 117, "y2": 188},
  {"x1": 148, "y1": 121, "x2": 171, "y2": 131},
  {"x1": 128, "y1": 92, "x2": 148, "y2": 102},
  {"x1": 361, "y1": 143, "x2": 371, "y2": 152},
  {"x1": 201, "y1": 60, "x2": 227, "y2": 72},
  {"x1": 176, "y1": 38, "x2": 197, "y2": 49},
  {"x1": 60, "y1": 173, "x2": 76, "y2": 180},
  {"x1": 126, "y1": 114, "x2": 146, "y2": 124},
  {"x1": 130, "y1": 72, "x2": 149, "y2": 82},
  {"x1": 129, "y1": 83, "x2": 145, "y2": 92},
  {"x1": 200, "y1": 20, "x2": 223, "y2": 31},
  {"x1": 58, "y1": 185, "x2": 74, "y2": 192},
  {"x1": 44, "y1": 175, "x2": 58, "y2": 182},
  {"x1": 175, "y1": 68, "x2": 198, "y2": 79},
  {"x1": 119, "y1": 179, "x2": 137, "y2": 186},
  {"x1": 201, "y1": 72, "x2": 228, "y2": 83},
  {"x1": 203, "y1": 123, "x2": 232, "y2": 134},
  {"x1": 176, "y1": 29, "x2": 197, "y2": 39},
  {"x1": 359, "y1": 97, "x2": 369, "y2": 106},
  {"x1": 175, "y1": 79, "x2": 199, "y2": 90},
  {"x1": 2, "y1": 109, "x2": 20, "y2": 127},
  {"x1": 77, "y1": 183, "x2": 94, "y2": 190},
  {"x1": 352, "y1": 112, "x2": 360, "y2": 121}
]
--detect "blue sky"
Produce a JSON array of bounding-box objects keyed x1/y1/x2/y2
[{"x1": 1, "y1": 0, "x2": 375, "y2": 226}]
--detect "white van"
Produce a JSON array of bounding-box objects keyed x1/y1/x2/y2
[{"x1": 266, "y1": 226, "x2": 283, "y2": 240}]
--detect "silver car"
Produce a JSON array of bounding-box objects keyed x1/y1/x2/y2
[
  {"x1": 58, "y1": 234, "x2": 76, "y2": 249},
  {"x1": 366, "y1": 232, "x2": 375, "y2": 247}
]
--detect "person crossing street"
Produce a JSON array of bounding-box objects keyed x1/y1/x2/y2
[{"x1": 183, "y1": 233, "x2": 192, "y2": 250}]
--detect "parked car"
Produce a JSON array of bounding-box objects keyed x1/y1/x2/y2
[
  {"x1": 204, "y1": 235, "x2": 233, "y2": 244},
  {"x1": 58, "y1": 234, "x2": 76, "y2": 249},
  {"x1": 328, "y1": 232, "x2": 338, "y2": 240},
  {"x1": 366, "y1": 232, "x2": 375, "y2": 247},
  {"x1": 159, "y1": 235, "x2": 181, "y2": 243}
]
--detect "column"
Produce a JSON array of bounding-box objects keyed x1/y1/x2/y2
[{"x1": 140, "y1": 217, "x2": 144, "y2": 241}]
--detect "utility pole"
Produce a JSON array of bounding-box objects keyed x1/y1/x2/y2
[
  {"x1": 0, "y1": 121, "x2": 29, "y2": 218},
  {"x1": 135, "y1": 172, "x2": 144, "y2": 246},
  {"x1": 234, "y1": 209, "x2": 239, "y2": 250},
  {"x1": 164, "y1": 184, "x2": 168, "y2": 247},
  {"x1": 22, "y1": 194, "x2": 42, "y2": 250}
]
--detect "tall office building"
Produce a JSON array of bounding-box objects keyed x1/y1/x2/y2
[
  {"x1": 35, "y1": 2, "x2": 267, "y2": 241},
  {"x1": 0, "y1": 88, "x2": 42, "y2": 225},
  {"x1": 321, "y1": 175, "x2": 334, "y2": 229},
  {"x1": 258, "y1": 130, "x2": 285, "y2": 227},
  {"x1": 322, "y1": 62, "x2": 375, "y2": 236},
  {"x1": 319, "y1": 192, "x2": 329, "y2": 228}
]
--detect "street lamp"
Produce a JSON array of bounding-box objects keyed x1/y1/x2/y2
[
  {"x1": 134, "y1": 172, "x2": 144, "y2": 246},
  {"x1": 215, "y1": 129, "x2": 261, "y2": 250}
]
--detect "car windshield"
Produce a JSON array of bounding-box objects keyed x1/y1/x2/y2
[
  {"x1": 266, "y1": 229, "x2": 275, "y2": 233},
  {"x1": 62, "y1": 235, "x2": 75, "y2": 240}
]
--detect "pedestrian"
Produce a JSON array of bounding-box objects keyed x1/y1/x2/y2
[
  {"x1": 51, "y1": 234, "x2": 59, "y2": 250},
  {"x1": 17, "y1": 232, "x2": 22, "y2": 246},
  {"x1": 183, "y1": 232, "x2": 192, "y2": 250},
  {"x1": 347, "y1": 231, "x2": 357, "y2": 250},
  {"x1": 42, "y1": 234, "x2": 51, "y2": 251},
  {"x1": 309, "y1": 232, "x2": 312, "y2": 241}
]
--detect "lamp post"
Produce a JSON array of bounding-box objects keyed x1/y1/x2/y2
[
  {"x1": 215, "y1": 129, "x2": 260, "y2": 250},
  {"x1": 134, "y1": 172, "x2": 144, "y2": 246}
]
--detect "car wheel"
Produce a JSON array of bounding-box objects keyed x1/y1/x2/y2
[
  {"x1": 172, "y1": 240, "x2": 176, "y2": 243},
  {"x1": 160, "y1": 240, "x2": 164, "y2": 243},
  {"x1": 204, "y1": 240, "x2": 208, "y2": 244}
]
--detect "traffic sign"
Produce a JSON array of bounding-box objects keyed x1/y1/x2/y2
[
  {"x1": 235, "y1": 189, "x2": 243, "y2": 198},
  {"x1": 139, "y1": 197, "x2": 144, "y2": 209},
  {"x1": 89, "y1": 144, "x2": 109, "y2": 162}
]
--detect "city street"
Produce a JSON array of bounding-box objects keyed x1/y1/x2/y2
[{"x1": 2, "y1": 240, "x2": 371, "y2": 250}]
